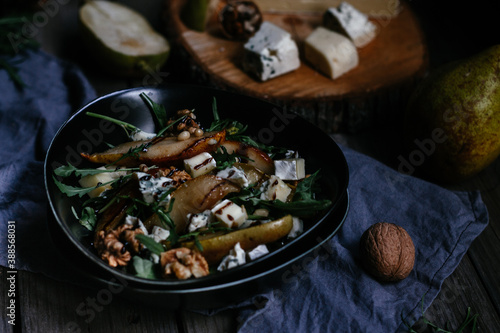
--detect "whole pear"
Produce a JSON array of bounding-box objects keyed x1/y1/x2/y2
[{"x1": 403, "y1": 45, "x2": 500, "y2": 183}]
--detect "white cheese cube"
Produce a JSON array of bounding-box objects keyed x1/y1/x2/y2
[
  {"x1": 216, "y1": 166, "x2": 250, "y2": 187},
  {"x1": 242, "y1": 21, "x2": 300, "y2": 81},
  {"x1": 187, "y1": 210, "x2": 213, "y2": 233},
  {"x1": 79, "y1": 166, "x2": 128, "y2": 198},
  {"x1": 260, "y1": 175, "x2": 292, "y2": 202},
  {"x1": 217, "y1": 242, "x2": 246, "y2": 271},
  {"x1": 183, "y1": 152, "x2": 217, "y2": 178},
  {"x1": 274, "y1": 158, "x2": 305, "y2": 180},
  {"x1": 305, "y1": 27, "x2": 358, "y2": 80},
  {"x1": 288, "y1": 217, "x2": 303, "y2": 238},
  {"x1": 211, "y1": 199, "x2": 248, "y2": 228},
  {"x1": 150, "y1": 226, "x2": 170, "y2": 243},
  {"x1": 323, "y1": 2, "x2": 377, "y2": 48},
  {"x1": 247, "y1": 244, "x2": 269, "y2": 261}
]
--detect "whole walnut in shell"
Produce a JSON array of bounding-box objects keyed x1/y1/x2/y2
[{"x1": 359, "y1": 222, "x2": 415, "y2": 282}]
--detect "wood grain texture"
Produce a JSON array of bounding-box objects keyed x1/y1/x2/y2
[
  {"x1": 0, "y1": 267, "x2": 15, "y2": 333},
  {"x1": 17, "y1": 270, "x2": 179, "y2": 333},
  {"x1": 180, "y1": 309, "x2": 237, "y2": 333}
]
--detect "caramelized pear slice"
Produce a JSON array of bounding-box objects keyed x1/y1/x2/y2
[
  {"x1": 144, "y1": 175, "x2": 240, "y2": 233},
  {"x1": 221, "y1": 140, "x2": 274, "y2": 174},
  {"x1": 82, "y1": 130, "x2": 226, "y2": 167},
  {"x1": 92, "y1": 175, "x2": 140, "y2": 245},
  {"x1": 233, "y1": 162, "x2": 269, "y2": 185},
  {"x1": 179, "y1": 215, "x2": 293, "y2": 264}
]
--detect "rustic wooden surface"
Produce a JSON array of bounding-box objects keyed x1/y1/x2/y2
[{"x1": 1, "y1": 0, "x2": 499, "y2": 332}]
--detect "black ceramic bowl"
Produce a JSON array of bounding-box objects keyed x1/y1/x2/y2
[{"x1": 44, "y1": 85, "x2": 349, "y2": 308}]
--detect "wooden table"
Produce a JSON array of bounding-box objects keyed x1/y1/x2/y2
[{"x1": 2, "y1": 1, "x2": 500, "y2": 332}]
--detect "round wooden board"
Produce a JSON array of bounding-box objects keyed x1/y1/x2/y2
[{"x1": 165, "y1": 0, "x2": 428, "y2": 132}]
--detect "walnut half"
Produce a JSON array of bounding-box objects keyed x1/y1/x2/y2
[
  {"x1": 160, "y1": 248, "x2": 209, "y2": 280},
  {"x1": 95, "y1": 224, "x2": 144, "y2": 268}
]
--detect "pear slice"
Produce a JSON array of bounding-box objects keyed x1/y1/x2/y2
[
  {"x1": 221, "y1": 140, "x2": 275, "y2": 175},
  {"x1": 143, "y1": 174, "x2": 241, "y2": 233},
  {"x1": 79, "y1": 1, "x2": 170, "y2": 77},
  {"x1": 81, "y1": 130, "x2": 226, "y2": 167},
  {"x1": 179, "y1": 215, "x2": 293, "y2": 264}
]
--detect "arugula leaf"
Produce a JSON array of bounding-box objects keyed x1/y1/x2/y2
[
  {"x1": 294, "y1": 170, "x2": 322, "y2": 201},
  {"x1": 86, "y1": 112, "x2": 138, "y2": 138},
  {"x1": 212, "y1": 146, "x2": 252, "y2": 170},
  {"x1": 208, "y1": 97, "x2": 287, "y2": 155},
  {"x1": 259, "y1": 199, "x2": 332, "y2": 217},
  {"x1": 53, "y1": 176, "x2": 100, "y2": 198},
  {"x1": 79, "y1": 206, "x2": 97, "y2": 231},
  {"x1": 54, "y1": 163, "x2": 138, "y2": 178},
  {"x1": 135, "y1": 234, "x2": 165, "y2": 255},
  {"x1": 140, "y1": 92, "x2": 168, "y2": 128},
  {"x1": 132, "y1": 256, "x2": 158, "y2": 279},
  {"x1": 53, "y1": 175, "x2": 129, "y2": 198}
]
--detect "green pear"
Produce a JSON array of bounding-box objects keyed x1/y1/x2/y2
[
  {"x1": 79, "y1": 1, "x2": 170, "y2": 78},
  {"x1": 403, "y1": 45, "x2": 500, "y2": 183}
]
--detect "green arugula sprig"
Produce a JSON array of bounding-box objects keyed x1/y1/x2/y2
[
  {"x1": 135, "y1": 234, "x2": 165, "y2": 255},
  {"x1": 229, "y1": 170, "x2": 332, "y2": 218},
  {"x1": 140, "y1": 92, "x2": 168, "y2": 128},
  {"x1": 52, "y1": 175, "x2": 132, "y2": 198},
  {"x1": 72, "y1": 206, "x2": 97, "y2": 231},
  {"x1": 208, "y1": 97, "x2": 287, "y2": 156},
  {"x1": 54, "y1": 163, "x2": 139, "y2": 178},
  {"x1": 402, "y1": 294, "x2": 479, "y2": 333},
  {"x1": 212, "y1": 145, "x2": 252, "y2": 170}
]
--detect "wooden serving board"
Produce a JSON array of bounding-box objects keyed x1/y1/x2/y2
[{"x1": 165, "y1": 0, "x2": 428, "y2": 132}]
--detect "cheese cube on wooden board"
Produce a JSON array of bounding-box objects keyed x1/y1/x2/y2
[
  {"x1": 304, "y1": 27, "x2": 358, "y2": 79},
  {"x1": 324, "y1": 2, "x2": 378, "y2": 47},
  {"x1": 242, "y1": 21, "x2": 300, "y2": 81}
]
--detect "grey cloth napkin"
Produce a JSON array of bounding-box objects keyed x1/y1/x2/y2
[
  {"x1": 235, "y1": 146, "x2": 488, "y2": 332},
  {"x1": 0, "y1": 50, "x2": 489, "y2": 332}
]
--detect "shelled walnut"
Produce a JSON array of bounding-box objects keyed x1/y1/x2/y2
[
  {"x1": 359, "y1": 222, "x2": 415, "y2": 282},
  {"x1": 217, "y1": 0, "x2": 262, "y2": 40},
  {"x1": 160, "y1": 247, "x2": 209, "y2": 280},
  {"x1": 95, "y1": 224, "x2": 144, "y2": 268}
]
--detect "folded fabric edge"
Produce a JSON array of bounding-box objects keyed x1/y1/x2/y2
[{"x1": 396, "y1": 190, "x2": 489, "y2": 332}]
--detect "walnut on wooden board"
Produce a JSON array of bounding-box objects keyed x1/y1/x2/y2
[{"x1": 359, "y1": 222, "x2": 415, "y2": 282}]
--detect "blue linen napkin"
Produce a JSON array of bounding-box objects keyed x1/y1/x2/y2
[
  {"x1": 235, "y1": 146, "x2": 488, "y2": 333},
  {"x1": 0, "y1": 50, "x2": 489, "y2": 332},
  {"x1": 0, "y1": 49, "x2": 96, "y2": 274}
]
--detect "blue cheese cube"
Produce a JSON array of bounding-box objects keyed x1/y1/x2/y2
[
  {"x1": 274, "y1": 158, "x2": 305, "y2": 180},
  {"x1": 216, "y1": 166, "x2": 250, "y2": 187},
  {"x1": 135, "y1": 172, "x2": 175, "y2": 205},
  {"x1": 211, "y1": 199, "x2": 248, "y2": 228},
  {"x1": 217, "y1": 242, "x2": 246, "y2": 271},
  {"x1": 260, "y1": 175, "x2": 292, "y2": 202},
  {"x1": 187, "y1": 210, "x2": 213, "y2": 233},
  {"x1": 305, "y1": 27, "x2": 358, "y2": 80},
  {"x1": 323, "y1": 2, "x2": 377, "y2": 48},
  {"x1": 150, "y1": 226, "x2": 170, "y2": 243},
  {"x1": 242, "y1": 21, "x2": 300, "y2": 81},
  {"x1": 183, "y1": 152, "x2": 217, "y2": 178}
]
